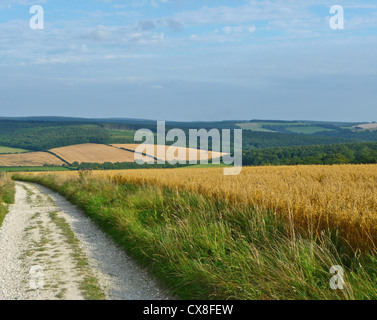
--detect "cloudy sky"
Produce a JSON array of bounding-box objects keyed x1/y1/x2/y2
[{"x1": 0, "y1": 0, "x2": 376, "y2": 121}]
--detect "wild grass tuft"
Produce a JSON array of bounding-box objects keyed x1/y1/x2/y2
[{"x1": 0, "y1": 172, "x2": 15, "y2": 227}]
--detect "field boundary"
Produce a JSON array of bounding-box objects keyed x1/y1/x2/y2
[
  {"x1": 45, "y1": 150, "x2": 71, "y2": 166},
  {"x1": 109, "y1": 144, "x2": 157, "y2": 162}
]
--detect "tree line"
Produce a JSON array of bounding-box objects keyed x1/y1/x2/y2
[{"x1": 242, "y1": 142, "x2": 377, "y2": 166}]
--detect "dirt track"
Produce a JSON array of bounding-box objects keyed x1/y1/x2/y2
[{"x1": 0, "y1": 181, "x2": 171, "y2": 300}]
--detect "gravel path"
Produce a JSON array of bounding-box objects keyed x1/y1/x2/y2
[{"x1": 0, "y1": 181, "x2": 172, "y2": 300}]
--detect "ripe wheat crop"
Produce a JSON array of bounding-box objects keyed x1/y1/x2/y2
[
  {"x1": 102, "y1": 164, "x2": 377, "y2": 250},
  {"x1": 0, "y1": 151, "x2": 65, "y2": 167},
  {"x1": 19, "y1": 164, "x2": 377, "y2": 250},
  {"x1": 49, "y1": 143, "x2": 136, "y2": 164}
]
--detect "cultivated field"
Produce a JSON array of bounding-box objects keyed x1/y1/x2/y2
[
  {"x1": 102, "y1": 164, "x2": 377, "y2": 250},
  {"x1": 0, "y1": 142, "x2": 226, "y2": 167},
  {"x1": 236, "y1": 122, "x2": 276, "y2": 132},
  {"x1": 16, "y1": 164, "x2": 377, "y2": 250},
  {"x1": 111, "y1": 144, "x2": 225, "y2": 162},
  {"x1": 0, "y1": 146, "x2": 29, "y2": 154},
  {"x1": 354, "y1": 123, "x2": 377, "y2": 130},
  {"x1": 49, "y1": 143, "x2": 135, "y2": 164},
  {"x1": 0, "y1": 152, "x2": 64, "y2": 167}
]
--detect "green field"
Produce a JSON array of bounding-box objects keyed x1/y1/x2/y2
[
  {"x1": 0, "y1": 166, "x2": 70, "y2": 172},
  {"x1": 0, "y1": 146, "x2": 29, "y2": 154},
  {"x1": 187, "y1": 163, "x2": 231, "y2": 168},
  {"x1": 236, "y1": 122, "x2": 276, "y2": 132},
  {"x1": 286, "y1": 126, "x2": 335, "y2": 134},
  {"x1": 238, "y1": 122, "x2": 335, "y2": 134}
]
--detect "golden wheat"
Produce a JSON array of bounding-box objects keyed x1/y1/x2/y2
[
  {"x1": 0, "y1": 152, "x2": 64, "y2": 166},
  {"x1": 50, "y1": 143, "x2": 135, "y2": 164},
  {"x1": 111, "y1": 144, "x2": 226, "y2": 161},
  {"x1": 20, "y1": 164, "x2": 377, "y2": 249}
]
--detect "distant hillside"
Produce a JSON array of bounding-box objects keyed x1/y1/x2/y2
[
  {"x1": 243, "y1": 142, "x2": 377, "y2": 166},
  {"x1": 2, "y1": 118, "x2": 377, "y2": 164},
  {"x1": 0, "y1": 143, "x2": 223, "y2": 167},
  {"x1": 0, "y1": 121, "x2": 109, "y2": 151}
]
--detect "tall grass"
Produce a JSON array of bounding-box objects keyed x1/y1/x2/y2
[
  {"x1": 13, "y1": 171, "x2": 377, "y2": 300},
  {"x1": 0, "y1": 172, "x2": 15, "y2": 226},
  {"x1": 78, "y1": 164, "x2": 377, "y2": 251}
]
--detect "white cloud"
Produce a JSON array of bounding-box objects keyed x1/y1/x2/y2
[{"x1": 223, "y1": 25, "x2": 256, "y2": 34}]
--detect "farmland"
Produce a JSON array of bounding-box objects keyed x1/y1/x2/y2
[
  {"x1": 111, "y1": 144, "x2": 225, "y2": 162},
  {"x1": 0, "y1": 142, "x2": 226, "y2": 169},
  {"x1": 50, "y1": 143, "x2": 136, "y2": 164},
  {"x1": 42, "y1": 164, "x2": 377, "y2": 250},
  {"x1": 237, "y1": 121, "x2": 336, "y2": 134},
  {"x1": 0, "y1": 146, "x2": 29, "y2": 154},
  {"x1": 3, "y1": 118, "x2": 377, "y2": 171},
  {"x1": 354, "y1": 123, "x2": 377, "y2": 130},
  {"x1": 0, "y1": 166, "x2": 70, "y2": 172},
  {"x1": 0, "y1": 152, "x2": 65, "y2": 167},
  {"x1": 13, "y1": 164, "x2": 377, "y2": 300}
]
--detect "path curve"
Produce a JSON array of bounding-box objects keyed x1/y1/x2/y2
[{"x1": 0, "y1": 181, "x2": 171, "y2": 300}]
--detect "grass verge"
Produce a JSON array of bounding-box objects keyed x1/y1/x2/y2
[
  {"x1": 13, "y1": 173, "x2": 377, "y2": 300},
  {"x1": 0, "y1": 173, "x2": 15, "y2": 227}
]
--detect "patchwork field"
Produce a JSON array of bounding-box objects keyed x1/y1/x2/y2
[
  {"x1": 0, "y1": 146, "x2": 29, "y2": 154},
  {"x1": 111, "y1": 144, "x2": 225, "y2": 162},
  {"x1": 50, "y1": 143, "x2": 135, "y2": 164},
  {"x1": 0, "y1": 166, "x2": 70, "y2": 172},
  {"x1": 0, "y1": 152, "x2": 64, "y2": 167},
  {"x1": 0, "y1": 142, "x2": 226, "y2": 167},
  {"x1": 354, "y1": 123, "x2": 377, "y2": 130},
  {"x1": 237, "y1": 122, "x2": 335, "y2": 134},
  {"x1": 236, "y1": 122, "x2": 277, "y2": 132},
  {"x1": 18, "y1": 163, "x2": 377, "y2": 250}
]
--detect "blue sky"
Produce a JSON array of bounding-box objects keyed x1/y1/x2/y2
[{"x1": 0, "y1": 0, "x2": 377, "y2": 121}]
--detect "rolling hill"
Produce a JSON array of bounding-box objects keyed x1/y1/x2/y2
[{"x1": 0, "y1": 143, "x2": 221, "y2": 167}]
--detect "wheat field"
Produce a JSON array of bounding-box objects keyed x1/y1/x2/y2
[
  {"x1": 111, "y1": 144, "x2": 225, "y2": 162},
  {"x1": 50, "y1": 143, "x2": 136, "y2": 164},
  {"x1": 0, "y1": 152, "x2": 64, "y2": 166},
  {"x1": 19, "y1": 164, "x2": 377, "y2": 250},
  {"x1": 94, "y1": 164, "x2": 377, "y2": 249}
]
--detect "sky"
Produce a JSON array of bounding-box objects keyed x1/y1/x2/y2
[{"x1": 0, "y1": 0, "x2": 377, "y2": 122}]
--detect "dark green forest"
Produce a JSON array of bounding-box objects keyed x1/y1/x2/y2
[
  {"x1": 242, "y1": 142, "x2": 377, "y2": 166},
  {"x1": 241, "y1": 131, "x2": 361, "y2": 149},
  {"x1": 0, "y1": 121, "x2": 109, "y2": 151}
]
